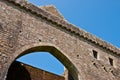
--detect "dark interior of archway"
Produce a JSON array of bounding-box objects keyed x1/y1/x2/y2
[
  {"x1": 68, "y1": 73, "x2": 74, "y2": 80},
  {"x1": 6, "y1": 61, "x2": 31, "y2": 80},
  {"x1": 68, "y1": 72, "x2": 74, "y2": 80}
]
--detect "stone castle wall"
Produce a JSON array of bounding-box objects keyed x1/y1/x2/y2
[
  {"x1": 0, "y1": 0, "x2": 120, "y2": 80},
  {"x1": 6, "y1": 61, "x2": 64, "y2": 80}
]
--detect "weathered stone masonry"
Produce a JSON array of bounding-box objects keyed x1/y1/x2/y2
[
  {"x1": 6, "y1": 61, "x2": 65, "y2": 80},
  {"x1": 0, "y1": 0, "x2": 120, "y2": 80}
]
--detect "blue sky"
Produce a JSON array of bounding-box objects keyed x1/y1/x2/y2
[
  {"x1": 17, "y1": 52, "x2": 64, "y2": 75},
  {"x1": 18, "y1": 0, "x2": 120, "y2": 75}
]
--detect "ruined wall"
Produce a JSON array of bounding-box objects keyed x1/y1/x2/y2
[
  {"x1": 0, "y1": 0, "x2": 120, "y2": 80},
  {"x1": 6, "y1": 61, "x2": 64, "y2": 80},
  {"x1": 23, "y1": 62, "x2": 65, "y2": 80}
]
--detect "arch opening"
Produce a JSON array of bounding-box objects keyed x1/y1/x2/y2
[
  {"x1": 17, "y1": 52, "x2": 65, "y2": 75},
  {"x1": 6, "y1": 44, "x2": 79, "y2": 80}
]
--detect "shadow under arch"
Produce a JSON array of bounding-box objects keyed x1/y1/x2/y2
[
  {"x1": 6, "y1": 61, "x2": 31, "y2": 80},
  {"x1": 8, "y1": 43, "x2": 79, "y2": 80}
]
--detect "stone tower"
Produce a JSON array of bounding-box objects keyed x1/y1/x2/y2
[{"x1": 0, "y1": 0, "x2": 120, "y2": 80}]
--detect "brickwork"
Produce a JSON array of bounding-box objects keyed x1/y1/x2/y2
[
  {"x1": 6, "y1": 61, "x2": 64, "y2": 80},
  {"x1": 0, "y1": 0, "x2": 120, "y2": 80},
  {"x1": 23, "y1": 63, "x2": 64, "y2": 80}
]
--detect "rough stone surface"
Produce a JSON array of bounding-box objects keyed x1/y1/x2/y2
[
  {"x1": 40, "y1": 5, "x2": 64, "y2": 19},
  {"x1": 0, "y1": 0, "x2": 120, "y2": 80}
]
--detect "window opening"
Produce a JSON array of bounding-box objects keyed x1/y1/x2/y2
[
  {"x1": 93, "y1": 50, "x2": 98, "y2": 59},
  {"x1": 109, "y1": 58, "x2": 113, "y2": 66}
]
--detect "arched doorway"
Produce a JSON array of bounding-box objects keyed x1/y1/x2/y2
[{"x1": 6, "y1": 43, "x2": 79, "y2": 80}]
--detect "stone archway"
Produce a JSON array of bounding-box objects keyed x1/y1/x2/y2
[{"x1": 6, "y1": 43, "x2": 79, "y2": 80}]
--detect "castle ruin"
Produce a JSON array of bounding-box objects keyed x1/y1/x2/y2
[{"x1": 0, "y1": 0, "x2": 120, "y2": 80}]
